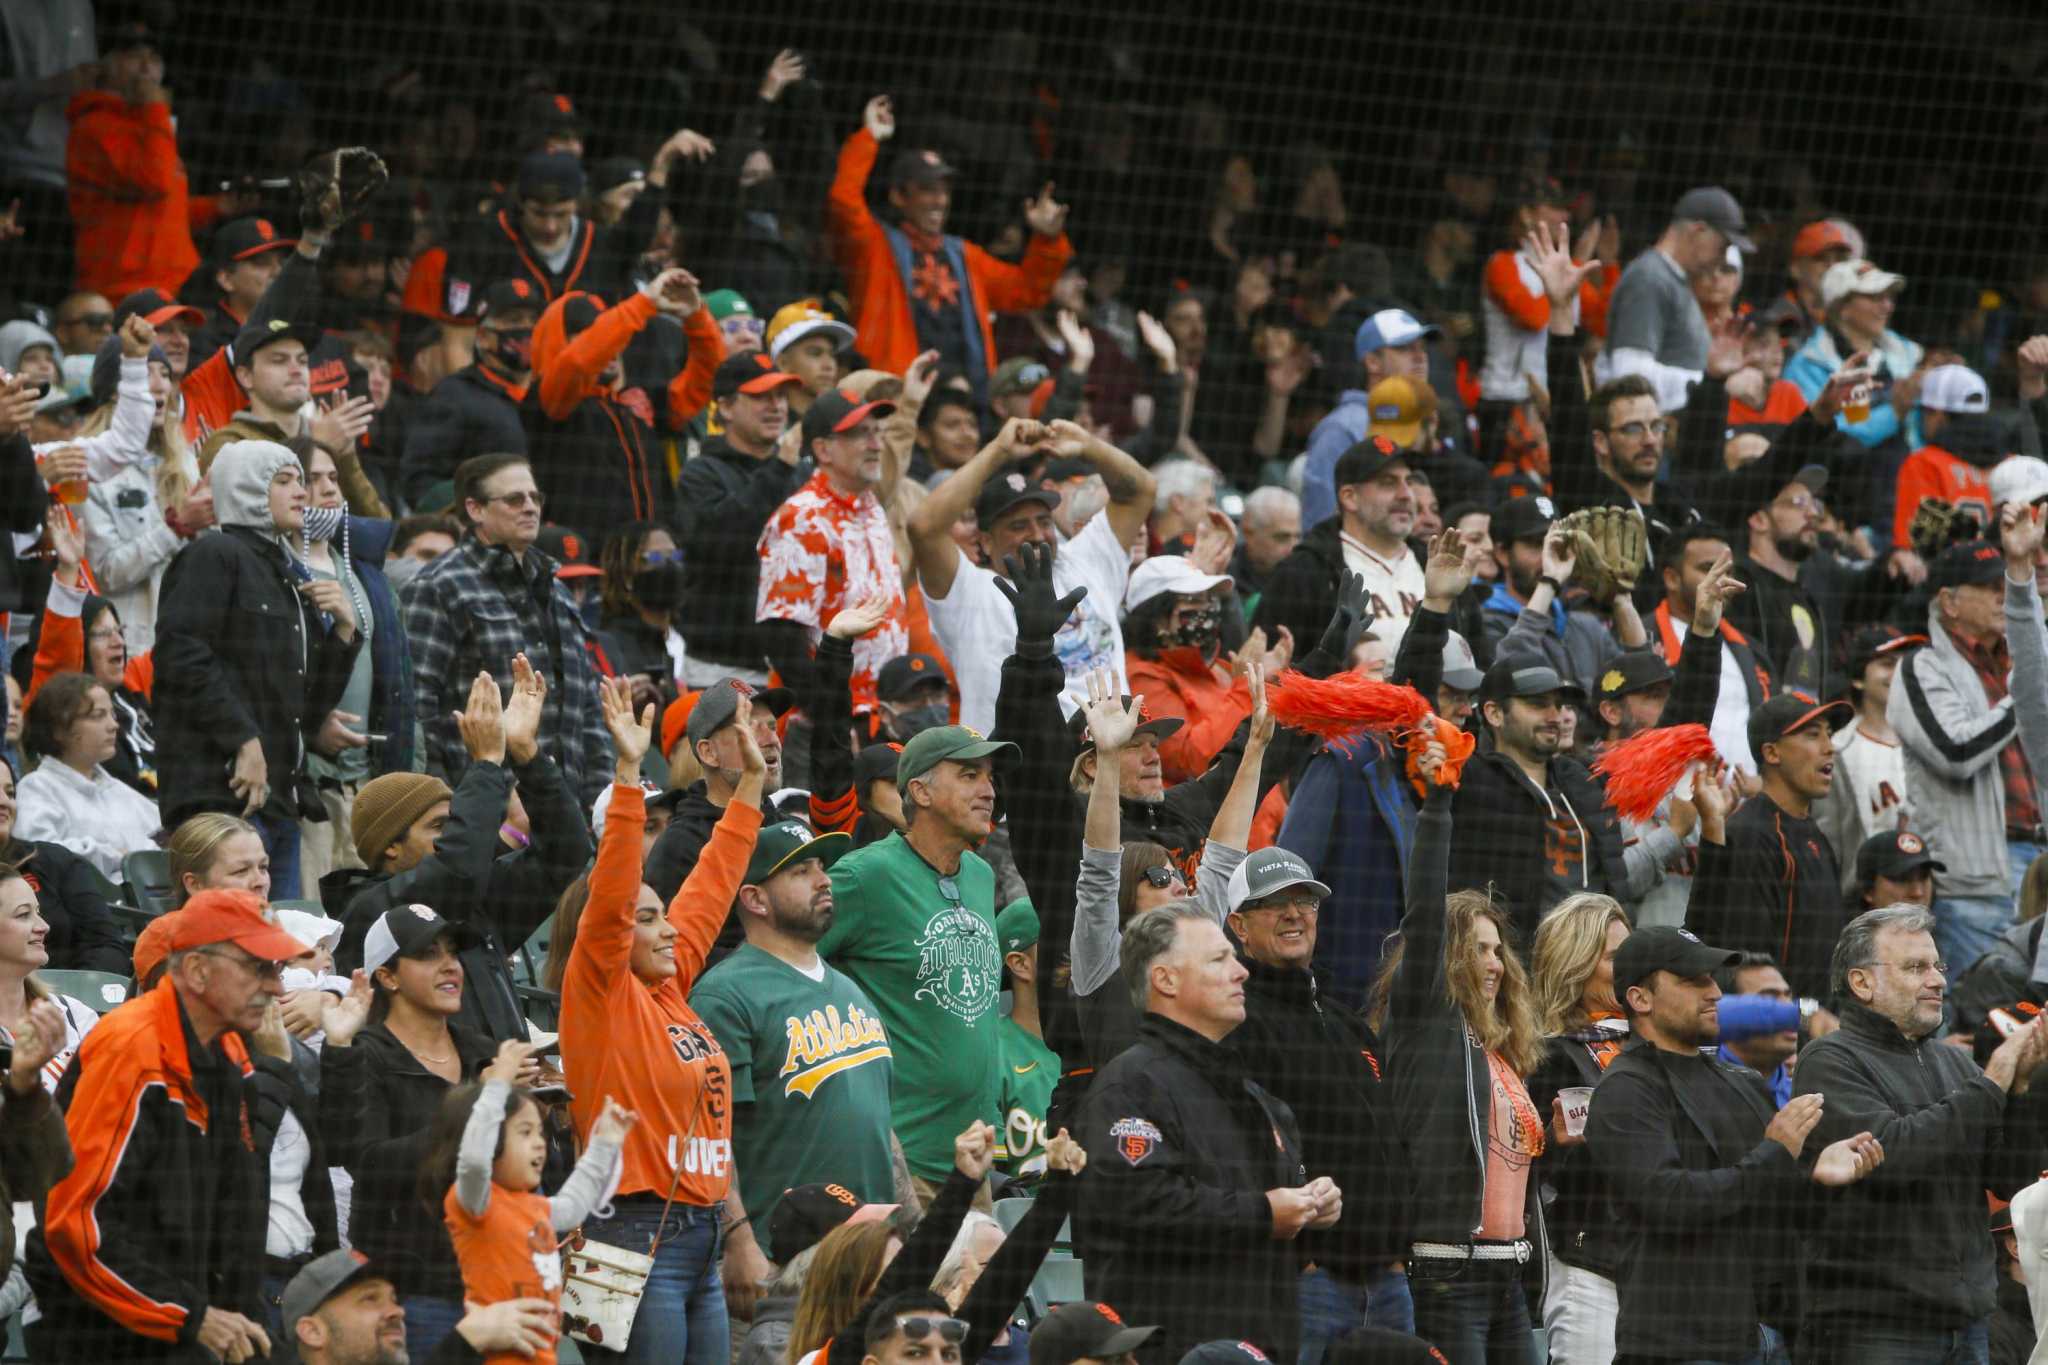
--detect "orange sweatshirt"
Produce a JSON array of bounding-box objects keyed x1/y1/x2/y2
[
  {"x1": 1124, "y1": 648, "x2": 1253, "y2": 787},
  {"x1": 65, "y1": 92, "x2": 223, "y2": 299},
  {"x1": 560, "y1": 783, "x2": 753, "y2": 1204}
]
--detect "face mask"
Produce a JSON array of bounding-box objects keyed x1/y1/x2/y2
[
  {"x1": 489, "y1": 327, "x2": 533, "y2": 372},
  {"x1": 301, "y1": 504, "x2": 344, "y2": 544},
  {"x1": 739, "y1": 178, "x2": 784, "y2": 217},
  {"x1": 888, "y1": 701, "x2": 950, "y2": 741},
  {"x1": 632, "y1": 562, "x2": 684, "y2": 611},
  {"x1": 1170, "y1": 604, "x2": 1223, "y2": 652}
]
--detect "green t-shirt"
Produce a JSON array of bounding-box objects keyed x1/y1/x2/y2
[
  {"x1": 690, "y1": 945, "x2": 898, "y2": 1247},
  {"x1": 819, "y1": 832, "x2": 1002, "y2": 1180},
  {"x1": 995, "y1": 1015, "x2": 1057, "y2": 1178}
]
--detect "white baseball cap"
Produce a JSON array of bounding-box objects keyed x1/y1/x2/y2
[
  {"x1": 1820, "y1": 259, "x2": 1905, "y2": 310},
  {"x1": 1991, "y1": 455, "x2": 2048, "y2": 509},
  {"x1": 1124, "y1": 555, "x2": 1234, "y2": 612},
  {"x1": 1920, "y1": 364, "x2": 1989, "y2": 415},
  {"x1": 274, "y1": 909, "x2": 343, "y2": 955}
]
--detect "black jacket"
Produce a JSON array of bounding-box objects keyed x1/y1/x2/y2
[
  {"x1": 1586, "y1": 1038, "x2": 1802, "y2": 1361},
  {"x1": 1792, "y1": 997, "x2": 2048, "y2": 1331},
  {"x1": 1252, "y1": 516, "x2": 1344, "y2": 656},
  {"x1": 1950, "y1": 917, "x2": 2046, "y2": 1064},
  {"x1": 1233, "y1": 956, "x2": 1407, "y2": 1274},
  {"x1": 1075, "y1": 1013, "x2": 1307, "y2": 1365},
  {"x1": 327, "y1": 754, "x2": 592, "y2": 1044},
  {"x1": 439, "y1": 204, "x2": 651, "y2": 326},
  {"x1": 1527, "y1": 1027, "x2": 1626, "y2": 1278},
  {"x1": 643, "y1": 781, "x2": 807, "y2": 905},
  {"x1": 0, "y1": 433, "x2": 47, "y2": 616},
  {"x1": 153, "y1": 525, "x2": 362, "y2": 826},
  {"x1": 3, "y1": 839, "x2": 130, "y2": 975},
  {"x1": 399, "y1": 364, "x2": 530, "y2": 510},
  {"x1": 1685, "y1": 793, "x2": 1843, "y2": 999},
  {"x1": 675, "y1": 437, "x2": 807, "y2": 669},
  {"x1": 1726, "y1": 554, "x2": 1830, "y2": 697},
  {"x1": 318, "y1": 1020, "x2": 497, "y2": 1301},
  {"x1": 1446, "y1": 744, "x2": 1628, "y2": 943},
  {"x1": 1384, "y1": 785, "x2": 1549, "y2": 1264},
  {"x1": 526, "y1": 381, "x2": 672, "y2": 543},
  {"x1": 249, "y1": 1049, "x2": 337, "y2": 1256}
]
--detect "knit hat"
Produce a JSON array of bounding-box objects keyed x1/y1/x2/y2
[{"x1": 352, "y1": 773, "x2": 453, "y2": 868}]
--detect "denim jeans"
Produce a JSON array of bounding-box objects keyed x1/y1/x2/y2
[
  {"x1": 1364, "y1": 1266, "x2": 1415, "y2": 1336},
  {"x1": 252, "y1": 807, "x2": 304, "y2": 900},
  {"x1": 1798, "y1": 1317, "x2": 1986, "y2": 1365},
  {"x1": 400, "y1": 1293, "x2": 465, "y2": 1362},
  {"x1": 1931, "y1": 895, "x2": 2013, "y2": 979},
  {"x1": 1541, "y1": 1260, "x2": 1615, "y2": 1364},
  {"x1": 580, "y1": 1199, "x2": 728, "y2": 1365},
  {"x1": 2011, "y1": 840, "x2": 2044, "y2": 901},
  {"x1": 1299, "y1": 1268, "x2": 1366, "y2": 1365},
  {"x1": 1407, "y1": 1257, "x2": 1535, "y2": 1365},
  {"x1": 1615, "y1": 1323, "x2": 1783, "y2": 1365}
]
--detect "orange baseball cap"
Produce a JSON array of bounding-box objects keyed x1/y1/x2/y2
[
  {"x1": 661, "y1": 690, "x2": 703, "y2": 758},
  {"x1": 132, "y1": 911, "x2": 184, "y2": 984},
  {"x1": 1791, "y1": 220, "x2": 1851, "y2": 260},
  {"x1": 168, "y1": 890, "x2": 310, "y2": 961}
]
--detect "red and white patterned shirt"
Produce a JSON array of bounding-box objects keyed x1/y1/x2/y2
[{"x1": 756, "y1": 470, "x2": 909, "y2": 711}]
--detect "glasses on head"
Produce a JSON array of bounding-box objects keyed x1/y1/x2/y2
[
  {"x1": 196, "y1": 948, "x2": 285, "y2": 981},
  {"x1": 1609, "y1": 419, "x2": 1671, "y2": 441},
  {"x1": 484, "y1": 490, "x2": 545, "y2": 509},
  {"x1": 1872, "y1": 958, "x2": 1947, "y2": 980},
  {"x1": 1139, "y1": 864, "x2": 1186, "y2": 890},
  {"x1": 892, "y1": 1317, "x2": 967, "y2": 1345}
]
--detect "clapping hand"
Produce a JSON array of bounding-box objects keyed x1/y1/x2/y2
[
  {"x1": 503, "y1": 653, "x2": 547, "y2": 765},
  {"x1": 321, "y1": 970, "x2": 375, "y2": 1047},
  {"x1": 6, "y1": 999, "x2": 66, "y2": 1093},
  {"x1": 1810, "y1": 1132, "x2": 1884, "y2": 1187},
  {"x1": 1044, "y1": 1128, "x2": 1087, "y2": 1175},
  {"x1": 456, "y1": 671, "x2": 508, "y2": 765}
]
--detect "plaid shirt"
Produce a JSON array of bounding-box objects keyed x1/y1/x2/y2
[
  {"x1": 401, "y1": 535, "x2": 613, "y2": 808},
  {"x1": 1956, "y1": 630, "x2": 2042, "y2": 838}
]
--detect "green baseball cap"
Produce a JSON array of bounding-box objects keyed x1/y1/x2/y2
[
  {"x1": 896, "y1": 724, "x2": 1019, "y2": 788},
  {"x1": 744, "y1": 819, "x2": 851, "y2": 886},
  {"x1": 705, "y1": 289, "x2": 754, "y2": 322},
  {"x1": 996, "y1": 900, "x2": 1039, "y2": 954}
]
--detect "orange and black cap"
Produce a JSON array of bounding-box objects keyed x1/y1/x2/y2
[
  {"x1": 114, "y1": 287, "x2": 204, "y2": 330},
  {"x1": 1747, "y1": 690, "x2": 1850, "y2": 760},
  {"x1": 472, "y1": 278, "x2": 540, "y2": 323},
  {"x1": 800, "y1": 386, "x2": 895, "y2": 445},
  {"x1": 715, "y1": 350, "x2": 804, "y2": 399},
  {"x1": 535, "y1": 525, "x2": 601, "y2": 580},
  {"x1": 215, "y1": 216, "x2": 295, "y2": 263}
]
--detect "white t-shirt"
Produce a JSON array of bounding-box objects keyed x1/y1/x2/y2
[
  {"x1": 1338, "y1": 533, "x2": 1426, "y2": 656},
  {"x1": 926, "y1": 512, "x2": 1132, "y2": 733},
  {"x1": 1668, "y1": 619, "x2": 1757, "y2": 774}
]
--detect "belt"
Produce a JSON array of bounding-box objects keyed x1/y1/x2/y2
[
  {"x1": 1410, "y1": 1240, "x2": 1532, "y2": 1264},
  {"x1": 265, "y1": 1252, "x2": 315, "y2": 1280}
]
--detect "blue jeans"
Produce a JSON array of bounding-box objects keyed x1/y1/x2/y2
[
  {"x1": 1365, "y1": 1266, "x2": 1415, "y2": 1335},
  {"x1": 1931, "y1": 895, "x2": 2012, "y2": 979},
  {"x1": 2011, "y1": 840, "x2": 2044, "y2": 901},
  {"x1": 1408, "y1": 1258, "x2": 1535, "y2": 1365},
  {"x1": 401, "y1": 1293, "x2": 465, "y2": 1362},
  {"x1": 1299, "y1": 1264, "x2": 1419, "y2": 1363},
  {"x1": 252, "y1": 808, "x2": 304, "y2": 900},
  {"x1": 1799, "y1": 1317, "x2": 1986, "y2": 1365},
  {"x1": 581, "y1": 1199, "x2": 727, "y2": 1365}
]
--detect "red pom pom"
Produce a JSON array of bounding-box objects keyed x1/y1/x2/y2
[
  {"x1": 1267, "y1": 669, "x2": 1432, "y2": 743},
  {"x1": 1590, "y1": 723, "x2": 1717, "y2": 822}
]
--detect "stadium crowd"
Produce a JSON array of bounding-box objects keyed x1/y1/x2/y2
[{"x1": 8, "y1": 6, "x2": 2048, "y2": 1365}]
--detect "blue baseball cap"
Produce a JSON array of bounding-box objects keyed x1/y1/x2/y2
[{"x1": 1354, "y1": 308, "x2": 1441, "y2": 359}]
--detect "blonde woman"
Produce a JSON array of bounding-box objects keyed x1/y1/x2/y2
[
  {"x1": 1528, "y1": 893, "x2": 1632, "y2": 1365},
  {"x1": 1383, "y1": 766, "x2": 1546, "y2": 1364}
]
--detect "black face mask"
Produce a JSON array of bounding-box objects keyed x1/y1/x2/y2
[
  {"x1": 739, "y1": 178, "x2": 784, "y2": 218},
  {"x1": 888, "y1": 701, "x2": 950, "y2": 741},
  {"x1": 489, "y1": 327, "x2": 533, "y2": 373},
  {"x1": 632, "y1": 562, "x2": 684, "y2": 611},
  {"x1": 1169, "y1": 604, "x2": 1223, "y2": 653}
]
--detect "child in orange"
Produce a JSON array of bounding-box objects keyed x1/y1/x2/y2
[{"x1": 434, "y1": 1039, "x2": 638, "y2": 1365}]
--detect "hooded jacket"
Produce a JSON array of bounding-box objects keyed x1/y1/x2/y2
[
  {"x1": 1447, "y1": 743, "x2": 1629, "y2": 941},
  {"x1": 398, "y1": 364, "x2": 531, "y2": 510},
  {"x1": 1480, "y1": 582, "x2": 1624, "y2": 697},
  {"x1": 675, "y1": 435, "x2": 808, "y2": 670},
  {"x1": 1888, "y1": 573, "x2": 2048, "y2": 900},
  {"x1": 152, "y1": 440, "x2": 362, "y2": 825}
]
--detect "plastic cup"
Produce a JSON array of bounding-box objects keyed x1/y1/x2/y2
[
  {"x1": 53, "y1": 478, "x2": 86, "y2": 506},
  {"x1": 1844, "y1": 382, "x2": 1871, "y2": 425},
  {"x1": 1559, "y1": 1086, "x2": 1593, "y2": 1137}
]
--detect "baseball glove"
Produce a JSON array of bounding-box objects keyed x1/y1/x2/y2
[
  {"x1": 298, "y1": 146, "x2": 389, "y2": 235},
  {"x1": 1555, "y1": 505, "x2": 1647, "y2": 604},
  {"x1": 1906, "y1": 495, "x2": 1985, "y2": 558}
]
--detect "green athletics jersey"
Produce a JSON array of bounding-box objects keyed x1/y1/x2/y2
[
  {"x1": 819, "y1": 832, "x2": 1001, "y2": 1180},
  {"x1": 690, "y1": 945, "x2": 897, "y2": 1246},
  {"x1": 995, "y1": 1015, "x2": 1057, "y2": 1177}
]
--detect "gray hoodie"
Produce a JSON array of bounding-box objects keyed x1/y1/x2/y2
[{"x1": 208, "y1": 439, "x2": 302, "y2": 536}]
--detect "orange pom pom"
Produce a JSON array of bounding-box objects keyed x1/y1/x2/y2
[
  {"x1": 1267, "y1": 669, "x2": 1431, "y2": 743},
  {"x1": 1403, "y1": 715, "x2": 1477, "y2": 796},
  {"x1": 1590, "y1": 723, "x2": 1717, "y2": 822}
]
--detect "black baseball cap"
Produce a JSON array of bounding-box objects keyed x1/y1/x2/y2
[
  {"x1": 745, "y1": 818, "x2": 851, "y2": 886},
  {"x1": 215, "y1": 216, "x2": 295, "y2": 263},
  {"x1": 517, "y1": 151, "x2": 585, "y2": 202},
  {"x1": 1613, "y1": 925, "x2": 1739, "y2": 998},
  {"x1": 854, "y1": 742, "x2": 904, "y2": 793},
  {"x1": 361, "y1": 904, "x2": 482, "y2": 977},
  {"x1": 765, "y1": 1183, "x2": 898, "y2": 1264},
  {"x1": 686, "y1": 677, "x2": 796, "y2": 749},
  {"x1": 1491, "y1": 494, "x2": 1557, "y2": 546},
  {"x1": 1029, "y1": 1303, "x2": 1158, "y2": 1365},
  {"x1": 876, "y1": 654, "x2": 948, "y2": 703},
  {"x1": 801, "y1": 386, "x2": 896, "y2": 446},
  {"x1": 1594, "y1": 651, "x2": 1673, "y2": 704},
  {"x1": 1478, "y1": 660, "x2": 1585, "y2": 704},
  {"x1": 534, "y1": 525, "x2": 601, "y2": 581},
  {"x1": 975, "y1": 469, "x2": 1061, "y2": 530},
  {"x1": 114, "y1": 287, "x2": 204, "y2": 330},
  {"x1": 590, "y1": 157, "x2": 646, "y2": 196},
  {"x1": 1855, "y1": 828, "x2": 1945, "y2": 885},
  {"x1": 1332, "y1": 434, "x2": 1407, "y2": 489},
  {"x1": 1930, "y1": 539, "x2": 2007, "y2": 592},
  {"x1": 1066, "y1": 696, "x2": 1185, "y2": 751},
  {"x1": 472, "y1": 278, "x2": 541, "y2": 323},
  {"x1": 230, "y1": 316, "x2": 321, "y2": 367},
  {"x1": 98, "y1": 18, "x2": 157, "y2": 53},
  {"x1": 522, "y1": 90, "x2": 585, "y2": 140},
  {"x1": 1746, "y1": 691, "x2": 1850, "y2": 760},
  {"x1": 1846, "y1": 624, "x2": 1925, "y2": 681},
  {"x1": 889, "y1": 148, "x2": 957, "y2": 188},
  {"x1": 715, "y1": 350, "x2": 803, "y2": 400}
]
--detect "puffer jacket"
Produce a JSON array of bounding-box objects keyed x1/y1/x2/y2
[
  {"x1": 1784, "y1": 322, "x2": 1925, "y2": 451},
  {"x1": 1888, "y1": 572, "x2": 2048, "y2": 900}
]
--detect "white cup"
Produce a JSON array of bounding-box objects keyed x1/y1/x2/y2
[{"x1": 1559, "y1": 1086, "x2": 1593, "y2": 1137}]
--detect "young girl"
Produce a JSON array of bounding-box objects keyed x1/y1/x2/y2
[{"x1": 434, "y1": 1039, "x2": 638, "y2": 1365}]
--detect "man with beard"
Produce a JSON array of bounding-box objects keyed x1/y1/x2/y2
[
  {"x1": 690, "y1": 818, "x2": 905, "y2": 1275},
  {"x1": 1725, "y1": 463, "x2": 1831, "y2": 693},
  {"x1": 644, "y1": 677, "x2": 802, "y2": 901},
  {"x1": 1256, "y1": 435, "x2": 1427, "y2": 657},
  {"x1": 1478, "y1": 494, "x2": 1644, "y2": 694}
]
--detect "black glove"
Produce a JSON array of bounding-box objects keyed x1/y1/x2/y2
[
  {"x1": 994, "y1": 541, "x2": 1086, "y2": 659},
  {"x1": 1315, "y1": 569, "x2": 1373, "y2": 660},
  {"x1": 298, "y1": 146, "x2": 389, "y2": 235}
]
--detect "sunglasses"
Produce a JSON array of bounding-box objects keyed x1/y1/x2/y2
[
  {"x1": 1139, "y1": 865, "x2": 1185, "y2": 890},
  {"x1": 892, "y1": 1317, "x2": 967, "y2": 1345}
]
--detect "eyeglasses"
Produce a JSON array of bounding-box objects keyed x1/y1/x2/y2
[
  {"x1": 1139, "y1": 865, "x2": 1186, "y2": 890},
  {"x1": 1243, "y1": 894, "x2": 1321, "y2": 916},
  {"x1": 196, "y1": 948, "x2": 285, "y2": 981},
  {"x1": 87, "y1": 628, "x2": 125, "y2": 643},
  {"x1": 482, "y1": 490, "x2": 545, "y2": 509},
  {"x1": 641, "y1": 548, "x2": 685, "y2": 565},
  {"x1": 1870, "y1": 958, "x2": 1947, "y2": 980},
  {"x1": 891, "y1": 1317, "x2": 967, "y2": 1345},
  {"x1": 1609, "y1": 420, "x2": 1671, "y2": 441}
]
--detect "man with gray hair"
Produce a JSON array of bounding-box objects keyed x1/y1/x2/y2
[
  {"x1": 1792, "y1": 904, "x2": 2048, "y2": 1364},
  {"x1": 1147, "y1": 457, "x2": 1218, "y2": 555},
  {"x1": 1075, "y1": 905, "x2": 1335, "y2": 1363},
  {"x1": 1233, "y1": 486, "x2": 1302, "y2": 619}
]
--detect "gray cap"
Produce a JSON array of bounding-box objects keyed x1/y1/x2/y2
[
  {"x1": 1224, "y1": 846, "x2": 1331, "y2": 912},
  {"x1": 687, "y1": 678, "x2": 796, "y2": 749},
  {"x1": 280, "y1": 1249, "x2": 391, "y2": 1330},
  {"x1": 1441, "y1": 631, "x2": 1484, "y2": 692},
  {"x1": 1672, "y1": 186, "x2": 1754, "y2": 253}
]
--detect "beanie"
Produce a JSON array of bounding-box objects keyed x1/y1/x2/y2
[{"x1": 352, "y1": 773, "x2": 453, "y2": 869}]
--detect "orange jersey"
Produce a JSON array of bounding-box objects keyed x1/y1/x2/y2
[
  {"x1": 1893, "y1": 443, "x2": 1992, "y2": 546},
  {"x1": 560, "y1": 784, "x2": 750, "y2": 1202},
  {"x1": 445, "y1": 1183, "x2": 566, "y2": 1365}
]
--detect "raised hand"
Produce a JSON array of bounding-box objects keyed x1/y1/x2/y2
[
  {"x1": 1244, "y1": 662, "x2": 1274, "y2": 750},
  {"x1": 600, "y1": 675, "x2": 653, "y2": 778},
  {"x1": 321, "y1": 970, "x2": 375, "y2": 1046},
  {"x1": 2002, "y1": 500, "x2": 2046, "y2": 575},
  {"x1": 311, "y1": 393, "x2": 376, "y2": 453},
  {"x1": 901, "y1": 349, "x2": 942, "y2": 407},
  {"x1": 1055, "y1": 310, "x2": 1094, "y2": 372},
  {"x1": 1190, "y1": 508, "x2": 1237, "y2": 574},
  {"x1": 759, "y1": 49, "x2": 806, "y2": 102},
  {"x1": 1316, "y1": 568, "x2": 1373, "y2": 658},
  {"x1": 1705, "y1": 316, "x2": 1753, "y2": 380},
  {"x1": 953, "y1": 1119, "x2": 996, "y2": 1181},
  {"x1": 503, "y1": 653, "x2": 547, "y2": 765},
  {"x1": 1523, "y1": 219, "x2": 1600, "y2": 308},
  {"x1": 1690, "y1": 549, "x2": 1747, "y2": 634},
  {"x1": 593, "y1": 1096, "x2": 641, "y2": 1145},
  {"x1": 826, "y1": 592, "x2": 893, "y2": 641},
  {"x1": 483, "y1": 1039, "x2": 536, "y2": 1087},
  {"x1": 732, "y1": 695, "x2": 767, "y2": 780},
  {"x1": 1024, "y1": 181, "x2": 1069, "y2": 237},
  {"x1": 1540, "y1": 528, "x2": 1577, "y2": 588},
  {"x1": 0, "y1": 373, "x2": 38, "y2": 437},
  {"x1": 1136, "y1": 310, "x2": 1177, "y2": 371},
  {"x1": 864, "y1": 95, "x2": 896, "y2": 142},
  {"x1": 1079, "y1": 667, "x2": 1140, "y2": 752},
  {"x1": 47, "y1": 511, "x2": 83, "y2": 578},
  {"x1": 993, "y1": 539, "x2": 1086, "y2": 646},
  {"x1": 1423, "y1": 528, "x2": 1475, "y2": 606},
  {"x1": 1811, "y1": 352, "x2": 1873, "y2": 423},
  {"x1": 118, "y1": 313, "x2": 155, "y2": 358},
  {"x1": 456, "y1": 670, "x2": 507, "y2": 765}
]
